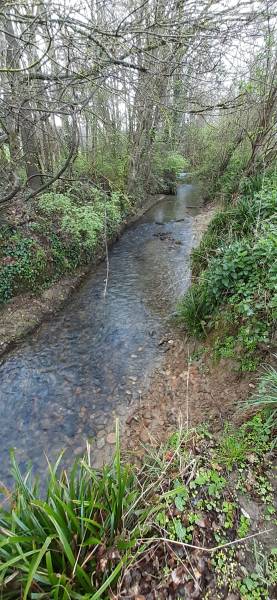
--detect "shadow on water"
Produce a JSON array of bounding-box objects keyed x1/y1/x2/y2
[{"x1": 0, "y1": 185, "x2": 202, "y2": 486}]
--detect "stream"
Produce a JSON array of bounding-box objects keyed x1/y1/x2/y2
[{"x1": 0, "y1": 184, "x2": 202, "y2": 487}]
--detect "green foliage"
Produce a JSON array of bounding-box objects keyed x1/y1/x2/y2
[
  {"x1": 0, "y1": 415, "x2": 275, "y2": 599},
  {"x1": 239, "y1": 573, "x2": 268, "y2": 599},
  {"x1": 188, "y1": 118, "x2": 251, "y2": 200},
  {"x1": 191, "y1": 173, "x2": 277, "y2": 275},
  {"x1": 0, "y1": 437, "x2": 144, "y2": 599},
  {"x1": 39, "y1": 190, "x2": 130, "y2": 250},
  {"x1": 0, "y1": 232, "x2": 47, "y2": 304},
  {"x1": 163, "y1": 151, "x2": 188, "y2": 175},
  {"x1": 218, "y1": 142, "x2": 250, "y2": 198},
  {"x1": 94, "y1": 132, "x2": 129, "y2": 191},
  {"x1": 246, "y1": 364, "x2": 277, "y2": 431},
  {"x1": 237, "y1": 514, "x2": 251, "y2": 538},
  {"x1": 190, "y1": 467, "x2": 226, "y2": 497},
  {"x1": 152, "y1": 146, "x2": 189, "y2": 191},
  {"x1": 216, "y1": 425, "x2": 248, "y2": 470},
  {"x1": 178, "y1": 174, "x2": 277, "y2": 367},
  {"x1": 0, "y1": 188, "x2": 131, "y2": 305},
  {"x1": 73, "y1": 152, "x2": 93, "y2": 177},
  {"x1": 241, "y1": 413, "x2": 273, "y2": 455}
]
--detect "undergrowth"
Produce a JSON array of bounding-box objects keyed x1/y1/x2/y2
[
  {"x1": 245, "y1": 363, "x2": 277, "y2": 431},
  {"x1": 0, "y1": 187, "x2": 132, "y2": 305},
  {"x1": 0, "y1": 414, "x2": 276, "y2": 599},
  {"x1": 178, "y1": 173, "x2": 277, "y2": 370}
]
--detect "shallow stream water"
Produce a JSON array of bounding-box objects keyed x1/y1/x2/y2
[{"x1": 0, "y1": 184, "x2": 202, "y2": 486}]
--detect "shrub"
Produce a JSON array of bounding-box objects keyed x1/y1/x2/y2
[
  {"x1": 152, "y1": 146, "x2": 190, "y2": 191},
  {"x1": 39, "y1": 191, "x2": 129, "y2": 250},
  {"x1": 163, "y1": 152, "x2": 189, "y2": 175},
  {"x1": 191, "y1": 173, "x2": 277, "y2": 275},
  {"x1": 38, "y1": 192, "x2": 74, "y2": 214},
  {"x1": 0, "y1": 233, "x2": 47, "y2": 304},
  {"x1": 38, "y1": 189, "x2": 131, "y2": 260},
  {"x1": 178, "y1": 173, "x2": 277, "y2": 367},
  {"x1": 0, "y1": 188, "x2": 132, "y2": 306},
  {"x1": 180, "y1": 233, "x2": 277, "y2": 331}
]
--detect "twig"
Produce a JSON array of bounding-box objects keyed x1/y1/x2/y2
[
  {"x1": 103, "y1": 205, "x2": 109, "y2": 298},
  {"x1": 139, "y1": 529, "x2": 273, "y2": 554},
  {"x1": 186, "y1": 347, "x2": 190, "y2": 431}
]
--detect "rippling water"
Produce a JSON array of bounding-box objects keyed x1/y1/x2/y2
[{"x1": 0, "y1": 184, "x2": 202, "y2": 486}]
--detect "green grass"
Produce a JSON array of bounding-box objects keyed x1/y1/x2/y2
[
  {"x1": 245, "y1": 363, "x2": 277, "y2": 431},
  {"x1": 0, "y1": 428, "x2": 145, "y2": 599},
  {"x1": 191, "y1": 173, "x2": 277, "y2": 275}
]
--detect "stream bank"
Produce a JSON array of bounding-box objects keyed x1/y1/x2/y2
[
  {"x1": 90, "y1": 206, "x2": 218, "y2": 468},
  {"x1": 0, "y1": 185, "x2": 206, "y2": 487},
  {"x1": 0, "y1": 194, "x2": 164, "y2": 359}
]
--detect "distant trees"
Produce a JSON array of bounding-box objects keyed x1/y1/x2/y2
[{"x1": 0, "y1": 0, "x2": 276, "y2": 204}]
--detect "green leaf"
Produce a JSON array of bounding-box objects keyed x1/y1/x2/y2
[
  {"x1": 23, "y1": 536, "x2": 52, "y2": 600},
  {"x1": 0, "y1": 549, "x2": 39, "y2": 572},
  {"x1": 31, "y1": 500, "x2": 75, "y2": 567},
  {"x1": 89, "y1": 557, "x2": 126, "y2": 599}
]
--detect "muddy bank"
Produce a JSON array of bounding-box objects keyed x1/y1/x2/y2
[
  {"x1": 0, "y1": 194, "x2": 164, "y2": 359},
  {"x1": 120, "y1": 333, "x2": 256, "y2": 463}
]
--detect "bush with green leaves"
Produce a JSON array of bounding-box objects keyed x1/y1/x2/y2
[
  {"x1": 0, "y1": 232, "x2": 47, "y2": 304},
  {"x1": 178, "y1": 173, "x2": 277, "y2": 368},
  {"x1": 152, "y1": 146, "x2": 190, "y2": 191},
  {"x1": 38, "y1": 190, "x2": 130, "y2": 250},
  {"x1": 191, "y1": 173, "x2": 277, "y2": 275},
  {"x1": 0, "y1": 188, "x2": 132, "y2": 305},
  {"x1": 179, "y1": 232, "x2": 277, "y2": 331},
  {"x1": 163, "y1": 151, "x2": 189, "y2": 175}
]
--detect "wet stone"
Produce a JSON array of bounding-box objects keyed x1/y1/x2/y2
[{"x1": 96, "y1": 437, "x2": 105, "y2": 450}]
